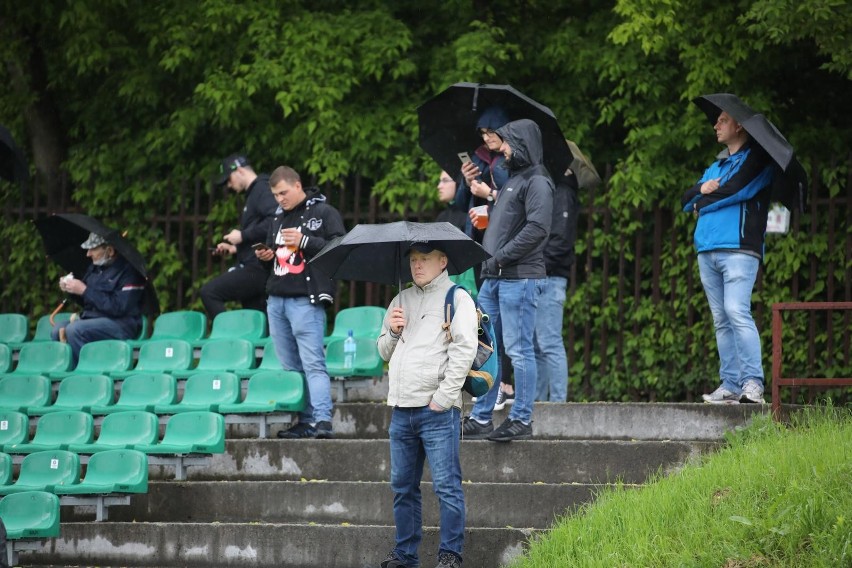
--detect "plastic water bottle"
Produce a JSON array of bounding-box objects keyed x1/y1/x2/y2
[{"x1": 343, "y1": 329, "x2": 357, "y2": 370}]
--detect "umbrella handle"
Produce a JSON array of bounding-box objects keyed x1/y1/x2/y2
[{"x1": 49, "y1": 298, "x2": 67, "y2": 326}]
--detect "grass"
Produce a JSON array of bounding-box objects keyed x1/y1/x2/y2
[{"x1": 510, "y1": 406, "x2": 851, "y2": 568}]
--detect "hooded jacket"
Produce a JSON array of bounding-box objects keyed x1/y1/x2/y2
[
  {"x1": 235, "y1": 174, "x2": 278, "y2": 267},
  {"x1": 377, "y1": 271, "x2": 478, "y2": 410},
  {"x1": 263, "y1": 186, "x2": 346, "y2": 304},
  {"x1": 543, "y1": 173, "x2": 580, "y2": 278},
  {"x1": 480, "y1": 119, "x2": 554, "y2": 279},
  {"x1": 681, "y1": 142, "x2": 773, "y2": 258}
]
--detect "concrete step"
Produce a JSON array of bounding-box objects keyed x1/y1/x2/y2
[
  {"x1": 77, "y1": 480, "x2": 602, "y2": 529},
  {"x1": 28, "y1": 521, "x2": 533, "y2": 568}
]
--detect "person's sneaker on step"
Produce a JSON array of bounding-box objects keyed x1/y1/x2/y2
[
  {"x1": 461, "y1": 416, "x2": 492, "y2": 440},
  {"x1": 380, "y1": 551, "x2": 412, "y2": 568},
  {"x1": 315, "y1": 420, "x2": 334, "y2": 439},
  {"x1": 493, "y1": 388, "x2": 514, "y2": 411},
  {"x1": 701, "y1": 386, "x2": 739, "y2": 404},
  {"x1": 739, "y1": 379, "x2": 766, "y2": 404},
  {"x1": 487, "y1": 417, "x2": 532, "y2": 442},
  {"x1": 277, "y1": 422, "x2": 317, "y2": 439},
  {"x1": 435, "y1": 551, "x2": 462, "y2": 568}
]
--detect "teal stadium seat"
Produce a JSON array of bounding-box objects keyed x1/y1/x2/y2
[
  {"x1": 50, "y1": 339, "x2": 131, "y2": 380},
  {"x1": 0, "y1": 452, "x2": 11, "y2": 486},
  {"x1": 325, "y1": 337, "x2": 385, "y2": 378},
  {"x1": 219, "y1": 370, "x2": 306, "y2": 414},
  {"x1": 135, "y1": 411, "x2": 225, "y2": 454},
  {"x1": 0, "y1": 412, "x2": 29, "y2": 448},
  {"x1": 173, "y1": 338, "x2": 255, "y2": 379},
  {"x1": 198, "y1": 309, "x2": 267, "y2": 347},
  {"x1": 111, "y1": 339, "x2": 193, "y2": 378},
  {"x1": 0, "y1": 450, "x2": 80, "y2": 495},
  {"x1": 2, "y1": 342, "x2": 71, "y2": 377},
  {"x1": 90, "y1": 373, "x2": 177, "y2": 415},
  {"x1": 237, "y1": 339, "x2": 281, "y2": 379},
  {"x1": 0, "y1": 491, "x2": 61, "y2": 539},
  {"x1": 54, "y1": 449, "x2": 148, "y2": 495},
  {"x1": 29, "y1": 374, "x2": 114, "y2": 415},
  {"x1": 154, "y1": 372, "x2": 240, "y2": 414},
  {"x1": 33, "y1": 313, "x2": 72, "y2": 342},
  {"x1": 0, "y1": 375, "x2": 52, "y2": 414},
  {"x1": 128, "y1": 310, "x2": 207, "y2": 348},
  {"x1": 323, "y1": 306, "x2": 386, "y2": 346},
  {"x1": 0, "y1": 314, "x2": 28, "y2": 345},
  {"x1": 4, "y1": 411, "x2": 93, "y2": 454},
  {"x1": 0, "y1": 344, "x2": 10, "y2": 374},
  {"x1": 69, "y1": 411, "x2": 159, "y2": 453}
]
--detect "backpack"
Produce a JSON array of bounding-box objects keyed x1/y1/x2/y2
[{"x1": 442, "y1": 285, "x2": 498, "y2": 397}]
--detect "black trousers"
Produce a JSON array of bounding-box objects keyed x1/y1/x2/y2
[{"x1": 200, "y1": 264, "x2": 268, "y2": 319}]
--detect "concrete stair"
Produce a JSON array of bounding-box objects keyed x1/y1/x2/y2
[{"x1": 23, "y1": 402, "x2": 764, "y2": 568}]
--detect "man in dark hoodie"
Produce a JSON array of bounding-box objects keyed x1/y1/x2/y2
[
  {"x1": 461, "y1": 119, "x2": 554, "y2": 442},
  {"x1": 201, "y1": 154, "x2": 278, "y2": 319},
  {"x1": 255, "y1": 166, "x2": 346, "y2": 439}
]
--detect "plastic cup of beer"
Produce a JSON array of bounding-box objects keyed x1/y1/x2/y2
[{"x1": 471, "y1": 205, "x2": 489, "y2": 229}]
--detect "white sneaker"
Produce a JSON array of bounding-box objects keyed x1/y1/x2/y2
[
  {"x1": 740, "y1": 379, "x2": 766, "y2": 404},
  {"x1": 494, "y1": 389, "x2": 514, "y2": 411},
  {"x1": 702, "y1": 386, "x2": 739, "y2": 404}
]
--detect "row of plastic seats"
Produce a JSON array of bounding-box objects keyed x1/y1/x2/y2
[{"x1": 1, "y1": 410, "x2": 225, "y2": 456}]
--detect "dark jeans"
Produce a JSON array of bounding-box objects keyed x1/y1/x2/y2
[{"x1": 200, "y1": 264, "x2": 268, "y2": 319}]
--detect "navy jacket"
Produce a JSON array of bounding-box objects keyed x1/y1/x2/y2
[
  {"x1": 543, "y1": 173, "x2": 580, "y2": 278},
  {"x1": 69, "y1": 257, "x2": 145, "y2": 335}
]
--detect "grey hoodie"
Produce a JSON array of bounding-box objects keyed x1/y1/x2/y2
[{"x1": 480, "y1": 119, "x2": 554, "y2": 279}]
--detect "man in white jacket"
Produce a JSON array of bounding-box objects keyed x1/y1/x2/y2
[{"x1": 377, "y1": 242, "x2": 479, "y2": 568}]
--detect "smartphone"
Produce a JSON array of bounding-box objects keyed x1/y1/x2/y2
[
  {"x1": 252, "y1": 243, "x2": 271, "y2": 251},
  {"x1": 458, "y1": 152, "x2": 472, "y2": 165}
]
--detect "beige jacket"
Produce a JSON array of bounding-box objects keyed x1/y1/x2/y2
[{"x1": 377, "y1": 271, "x2": 478, "y2": 410}]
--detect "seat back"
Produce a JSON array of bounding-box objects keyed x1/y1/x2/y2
[
  {"x1": 74, "y1": 340, "x2": 132, "y2": 375},
  {"x1": 257, "y1": 340, "x2": 282, "y2": 370},
  {"x1": 0, "y1": 411, "x2": 29, "y2": 446},
  {"x1": 12, "y1": 342, "x2": 72, "y2": 375},
  {"x1": 0, "y1": 452, "x2": 12, "y2": 485},
  {"x1": 0, "y1": 375, "x2": 52, "y2": 412},
  {"x1": 16, "y1": 450, "x2": 80, "y2": 489},
  {"x1": 325, "y1": 337, "x2": 385, "y2": 377},
  {"x1": 52, "y1": 374, "x2": 114, "y2": 411},
  {"x1": 208, "y1": 309, "x2": 267, "y2": 342},
  {"x1": 196, "y1": 339, "x2": 255, "y2": 372},
  {"x1": 161, "y1": 411, "x2": 225, "y2": 452},
  {"x1": 134, "y1": 339, "x2": 193, "y2": 373},
  {"x1": 81, "y1": 449, "x2": 148, "y2": 492},
  {"x1": 95, "y1": 411, "x2": 159, "y2": 447},
  {"x1": 180, "y1": 372, "x2": 241, "y2": 407},
  {"x1": 112, "y1": 373, "x2": 177, "y2": 408},
  {"x1": 151, "y1": 311, "x2": 207, "y2": 342},
  {"x1": 0, "y1": 313, "x2": 28, "y2": 344},
  {"x1": 0, "y1": 490, "x2": 61, "y2": 538},
  {"x1": 326, "y1": 306, "x2": 386, "y2": 344},
  {"x1": 243, "y1": 370, "x2": 305, "y2": 406},
  {"x1": 29, "y1": 411, "x2": 94, "y2": 447},
  {"x1": 0, "y1": 343, "x2": 10, "y2": 374},
  {"x1": 32, "y1": 313, "x2": 72, "y2": 342}
]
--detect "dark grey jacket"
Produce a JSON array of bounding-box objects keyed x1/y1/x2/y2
[{"x1": 480, "y1": 119, "x2": 553, "y2": 279}]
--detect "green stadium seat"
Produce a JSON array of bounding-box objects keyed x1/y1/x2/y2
[
  {"x1": 90, "y1": 373, "x2": 176, "y2": 415},
  {"x1": 325, "y1": 337, "x2": 385, "y2": 378},
  {"x1": 0, "y1": 490, "x2": 61, "y2": 539},
  {"x1": 173, "y1": 338, "x2": 255, "y2": 379},
  {"x1": 323, "y1": 306, "x2": 386, "y2": 346},
  {"x1": 111, "y1": 339, "x2": 193, "y2": 378},
  {"x1": 134, "y1": 411, "x2": 225, "y2": 454},
  {"x1": 0, "y1": 314, "x2": 28, "y2": 345},
  {"x1": 4, "y1": 411, "x2": 93, "y2": 454},
  {"x1": 0, "y1": 344, "x2": 10, "y2": 374},
  {"x1": 154, "y1": 372, "x2": 240, "y2": 414},
  {"x1": 28, "y1": 375, "x2": 114, "y2": 415},
  {"x1": 54, "y1": 449, "x2": 148, "y2": 495},
  {"x1": 128, "y1": 310, "x2": 207, "y2": 348},
  {"x1": 0, "y1": 412, "x2": 29, "y2": 448},
  {"x1": 136, "y1": 315, "x2": 149, "y2": 341},
  {"x1": 197, "y1": 309, "x2": 267, "y2": 347},
  {"x1": 0, "y1": 452, "x2": 11, "y2": 486},
  {"x1": 0, "y1": 450, "x2": 79, "y2": 495},
  {"x1": 0, "y1": 375, "x2": 52, "y2": 414},
  {"x1": 32, "y1": 313, "x2": 72, "y2": 342},
  {"x1": 219, "y1": 370, "x2": 306, "y2": 414},
  {"x1": 2, "y1": 342, "x2": 71, "y2": 377},
  {"x1": 68, "y1": 411, "x2": 159, "y2": 454},
  {"x1": 49, "y1": 340, "x2": 131, "y2": 380},
  {"x1": 236, "y1": 339, "x2": 281, "y2": 379}
]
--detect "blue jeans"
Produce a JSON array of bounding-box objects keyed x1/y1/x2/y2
[
  {"x1": 267, "y1": 296, "x2": 333, "y2": 423},
  {"x1": 389, "y1": 406, "x2": 464, "y2": 566},
  {"x1": 534, "y1": 276, "x2": 569, "y2": 401},
  {"x1": 51, "y1": 317, "x2": 139, "y2": 364},
  {"x1": 698, "y1": 252, "x2": 764, "y2": 394},
  {"x1": 470, "y1": 278, "x2": 542, "y2": 423}
]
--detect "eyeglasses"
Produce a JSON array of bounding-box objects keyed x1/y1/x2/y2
[
  {"x1": 479, "y1": 128, "x2": 497, "y2": 136},
  {"x1": 439, "y1": 177, "x2": 454, "y2": 183}
]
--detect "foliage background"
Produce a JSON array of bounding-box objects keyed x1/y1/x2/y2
[{"x1": 0, "y1": 0, "x2": 849, "y2": 401}]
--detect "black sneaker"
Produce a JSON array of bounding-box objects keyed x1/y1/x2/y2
[
  {"x1": 461, "y1": 416, "x2": 493, "y2": 440},
  {"x1": 435, "y1": 551, "x2": 462, "y2": 567},
  {"x1": 487, "y1": 418, "x2": 532, "y2": 442},
  {"x1": 277, "y1": 422, "x2": 317, "y2": 439},
  {"x1": 380, "y1": 551, "x2": 411, "y2": 568},
  {"x1": 315, "y1": 420, "x2": 334, "y2": 439}
]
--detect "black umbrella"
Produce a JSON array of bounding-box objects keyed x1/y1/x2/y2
[
  {"x1": 417, "y1": 82, "x2": 574, "y2": 183},
  {"x1": 694, "y1": 93, "x2": 807, "y2": 212},
  {"x1": 0, "y1": 124, "x2": 28, "y2": 189},
  {"x1": 309, "y1": 221, "x2": 490, "y2": 288}
]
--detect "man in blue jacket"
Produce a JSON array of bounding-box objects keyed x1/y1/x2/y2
[{"x1": 682, "y1": 110, "x2": 773, "y2": 404}]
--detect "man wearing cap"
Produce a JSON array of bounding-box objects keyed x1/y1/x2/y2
[
  {"x1": 200, "y1": 154, "x2": 278, "y2": 319},
  {"x1": 377, "y1": 241, "x2": 478, "y2": 568},
  {"x1": 51, "y1": 232, "x2": 146, "y2": 363}
]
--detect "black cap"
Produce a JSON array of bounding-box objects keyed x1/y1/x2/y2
[
  {"x1": 215, "y1": 154, "x2": 250, "y2": 186},
  {"x1": 407, "y1": 241, "x2": 445, "y2": 255}
]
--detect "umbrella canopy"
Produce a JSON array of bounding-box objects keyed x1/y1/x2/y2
[
  {"x1": 0, "y1": 124, "x2": 28, "y2": 189},
  {"x1": 694, "y1": 93, "x2": 807, "y2": 211},
  {"x1": 417, "y1": 82, "x2": 574, "y2": 183},
  {"x1": 309, "y1": 221, "x2": 490, "y2": 287},
  {"x1": 566, "y1": 139, "x2": 601, "y2": 190}
]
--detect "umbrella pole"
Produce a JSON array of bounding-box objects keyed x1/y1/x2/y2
[{"x1": 49, "y1": 299, "x2": 67, "y2": 326}]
